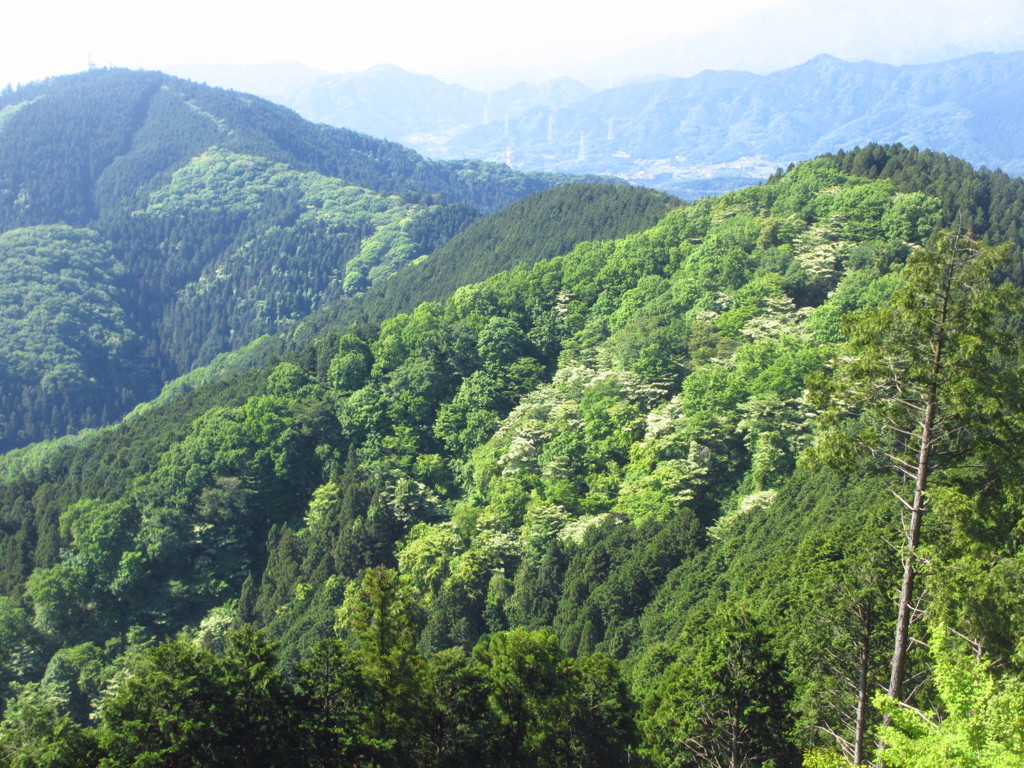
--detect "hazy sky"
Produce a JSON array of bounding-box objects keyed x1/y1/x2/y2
[{"x1": 4, "y1": 0, "x2": 1024, "y2": 89}]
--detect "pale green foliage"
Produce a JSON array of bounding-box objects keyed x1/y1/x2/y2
[
  {"x1": 302, "y1": 482, "x2": 340, "y2": 532},
  {"x1": 0, "y1": 225, "x2": 140, "y2": 395},
  {"x1": 447, "y1": 529, "x2": 521, "y2": 588},
  {"x1": 804, "y1": 267, "x2": 902, "y2": 342},
  {"x1": 265, "y1": 361, "x2": 310, "y2": 396},
  {"x1": 802, "y1": 748, "x2": 852, "y2": 767},
  {"x1": 708, "y1": 489, "x2": 777, "y2": 541},
  {"x1": 0, "y1": 682, "x2": 98, "y2": 767},
  {"x1": 0, "y1": 598, "x2": 44, "y2": 689},
  {"x1": 876, "y1": 626, "x2": 1024, "y2": 767},
  {"x1": 880, "y1": 192, "x2": 942, "y2": 243},
  {"x1": 193, "y1": 604, "x2": 239, "y2": 653},
  {"x1": 811, "y1": 179, "x2": 894, "y2": 241},
  {"x1": 344, "y1": 215, "x2": 427, "y2": 293},
  {"x1": 144, "y1": 149, "x2": 295, "y2": 214},
  {"x1": 397, "y1": 522, "x2": 462, "y2": 600},
  {"x1": 791, "y1": 224, "x2": 844, "y2": 282},
  {"x1": 145, "y1": 147, "x2": 447, "y2": 302},
  {"x1": 521, "y1": 502, "x2": 572, "y2": 559}
]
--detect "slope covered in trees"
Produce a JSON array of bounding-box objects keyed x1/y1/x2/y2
[
  {"x1": 227, "y1": 181, "x2": 679, "y2": 366},
  {"x1": 0, "y1": 68, "x2": 597, "y2": 451},
  {"x1": 0, "y1": 146, "x2": 1023, "y2": 766}
]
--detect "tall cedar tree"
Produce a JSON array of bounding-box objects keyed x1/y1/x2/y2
[{"x1": 811, "y1": 230, "x2": 1024, "y2": 737}]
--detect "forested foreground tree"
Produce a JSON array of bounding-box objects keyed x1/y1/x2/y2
[
  {"x1": 783, "y1": 495, "x2": 897, "y2": 766},
  {"x1": 95, "y1": 629, "x2": 297, "y2": 768},
  {"x1": 0, "y1": 611, "x2": 636, "y2": 767},
  {"x1": 642, "y1": 608, "x2": 798, "y2": 768},
  {"x1": 0, "y1": 682, "x2": 100, "y2": 768},
  {"x1": 335, "y1": 567, "x2": 430, "y2": 767},
  {"x1": 811, "y1": 231, "x2": 1024, "y2": 747}
]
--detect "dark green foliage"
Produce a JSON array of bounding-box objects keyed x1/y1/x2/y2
[
  {"x1": 1, "y1": 147, "x2": 1024, "y2": 765},
  {"x1": 0, "y1": 226, "x2": 150, "y2": 450},
  {"x1": 424, "y1": 648, "x2": 503, "y2": 766},
  {"x1": 828, "y1": 144, "x2": 1024, "y2": 256},
  {"x1": 96, "y1": 639, "x2": 245, "y2": 766},
  {"x1": 548, "y1": 511, "x2": 703, "y2": 659},
  {"x1": 7, "y1": 616, "x2": 637, "y2": 768},
  {"x1": 294, "y1": 636, "x2": 379, "y2": 766},
  {"x1": 95, "y1": 629, "x2": 298, "y2": 768},
  {"x1": 642, "y1": 608, "x2": 799, "y2": 768},
  {"x1": 0, "y1": 68, "x2": 612, "y2": 452}
]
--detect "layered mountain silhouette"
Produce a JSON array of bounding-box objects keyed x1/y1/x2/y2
[{"x1": 180, "y1": 52, "x2": 1024, "y2": 197}]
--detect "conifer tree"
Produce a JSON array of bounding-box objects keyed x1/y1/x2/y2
[{"x1": 812, "y1": 230, "x2": 1024, "y2": 736}]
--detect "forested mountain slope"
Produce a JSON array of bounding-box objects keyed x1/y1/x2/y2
[
  {"x1": 181, "y1": 180, "x2": 681, "y2": 379},
  {"x1": 0, "y1": 145, "x2": 1022, "y2": 766},
  {"x1": 0, "y1": 68, "x2": 591, "y2": 451}
]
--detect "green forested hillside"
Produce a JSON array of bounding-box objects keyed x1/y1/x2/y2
[
  {"x1": 214, "y1": 180, "x2": 680, "y2": 369},
  {"x1": 0, "y1": 69, "x2": 568, "y2": 228},
  {"x1": 0, "y1": 226, "x2": 147, "y2": 442},
  {"x1": 0, "y1": 146, "x2": 1022, "y2": 767},
  {"x1": 0, "y1": 68, "x2": 597, "y2": 452}
]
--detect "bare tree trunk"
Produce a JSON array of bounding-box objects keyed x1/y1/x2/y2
[
  {"x1": 729, "y1": 700, "x2": 740, "y2": 768},
  {"x1": 888, "y1": 297, "x2": 945, "y2": 704},
  {"x1": 887, "y1": 492, "x2": 923, "y2": 702},
  {"x1": 853, "y1": 607, "x2": 874, "y2": 765},
  {"x1": 880, "y1": 265, "x2": 950, "y2": 768}
]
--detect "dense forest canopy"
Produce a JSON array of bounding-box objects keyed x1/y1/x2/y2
[
  {"x1": 0, "y1": 68, "x2": 610, "y2": 452},
  {"x1": 0, "y1": 144, "x2": 1022, "y2": 765}
]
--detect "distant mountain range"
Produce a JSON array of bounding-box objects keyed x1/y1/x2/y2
[{"x1": 174, "y1": 51, "x2": 1024, "y2": 197}]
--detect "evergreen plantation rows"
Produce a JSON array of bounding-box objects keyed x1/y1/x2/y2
[
  {"x1": 0, "y1": 145, "x2": 1023, "y2": 765},
  {"x1": 136, "y1": 180, "x2": 679, "y2": 413}
]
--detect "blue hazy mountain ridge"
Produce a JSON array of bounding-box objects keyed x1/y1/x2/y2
[
  {"x1": 285, "y1": 64, "x2": 488, "y2": 140},
  {"x1": 283, "y1": 64, "x2": 595, "y2": 143},
  {"x1": 239, "y1": 52, "x2": 1024, "y2": 195}
]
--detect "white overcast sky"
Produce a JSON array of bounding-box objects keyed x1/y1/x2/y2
[{"x1": 4, "y1": 0, "x2": 1024, "y2": 89}]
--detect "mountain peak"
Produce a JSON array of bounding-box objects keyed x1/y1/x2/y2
[
  {"x1": 362, "y1": 63, "x2": 415, "y2": 77},
  {"x1": 799, "y1": 53, "x2": 847, "y2": 70}
]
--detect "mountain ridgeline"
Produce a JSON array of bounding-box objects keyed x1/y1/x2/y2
[
  {"x1": 240, "y1": 51, "x2": 1024, "y2": 197},
  {"x1": 0, "y1": 145, "x2": 1023, "y2": 766},
  {"x1": 0, "y1": 68, "x2": 619, "y2": 452}
]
